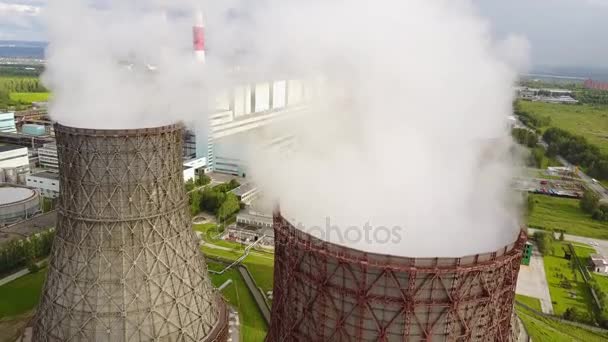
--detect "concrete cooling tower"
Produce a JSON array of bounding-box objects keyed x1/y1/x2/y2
[
  {"x1": 267, "y1": 212, "x2": 526, "y2": 342},
  {"x1": 33, "y1": 124, "x2": 228, "y2": 342}
]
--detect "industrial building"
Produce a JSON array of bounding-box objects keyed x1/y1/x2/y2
[
  {"x1": 590, "y1": 254, "x2": 608, "y2": 274},
  {"x1": 33, "y1": 123, "x2": 228, "y2": 341},
  {"x1": 195, "y1": 79, "x2": 310, "y2": 177},
  {"x1": 0, "y1": 144, "x2": 30, "y2": 179},
  {"x1": 267, "y1": 212, "x2": 526, "y2": 341},
  {"x1": 26, "y1": 171, "x2": 60, "y2": 198},
  {"x1": 0, "y1": 185, "x2": 40, "y2": 225},
  {"x1": 0, "y1": 112, "x2": 17, "y2": 133},
  {"x1": 37, "y1": 143, "x2": 58, "y2": 170}
]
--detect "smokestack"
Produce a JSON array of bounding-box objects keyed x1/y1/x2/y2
[{"x1": 193, "y1": 9, "x2": 206, "y2": 62}]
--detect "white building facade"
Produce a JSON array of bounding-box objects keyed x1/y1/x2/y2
[
  {"x1": 0, "y1": 112, "x2": 16, "y2": 133},
  {"x1": 0, "y1": 144, "x2": 29, "y2": 173},
  {"x1": 197, "y1": 79, "x2": 312, "y2": 177},
  {"x1": 26, "y1": 171, "x2": 60, "y2": 198},
  {"x1": 38, "y1": 143, "x2": 58, "y2": 170}
]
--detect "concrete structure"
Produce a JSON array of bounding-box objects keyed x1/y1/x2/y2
[
  {"x1": 0, "y1": 112, "x2": 17, "y2": 133},
  {"x1": 0, "y1": 144, "x2": 29, "y2": 174},
  {"x1": 26, "y1": 171, "x2": 60, "y2": 198},
  {"x1": 33, "y1": 123, "x2": 228, "y2": 342},
  {"x1": 0, "y1": 185, "x2": 40, "y2": 225},
  {"x1": 37, "y1": 143, "x2": 58, "y2": 170},
  {"x1": 590, "y1": 254, "x2": 608, "y2": 274},
  {"x1": 267, "y1": 212, "x2": 526, "y2": 341}
]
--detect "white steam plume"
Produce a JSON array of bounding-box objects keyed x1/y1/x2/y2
[{"x1": 43, "y1": 0, "x2": 528, "y2": 257}]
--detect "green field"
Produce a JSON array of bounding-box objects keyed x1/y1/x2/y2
[
  {"x1": 516, "y1": 304, "x2": 608, "y2": 342},
  {"x1": 0, "y1": 269, "x2": 46, "y2": 318},
  {"x1": 208, "y1": 262, "x2": 268, "y2": 342},
  {"x1": 528, "y1": 194, "x2": 608, "y2": 240},
  {"x1": 543, "y1": 242, "x2": 595, "y2": 317},
  {"x1": 515, "y1": 294, "x2": 542, "y2": 311},
  {"x1": 9, "y1": 92, "x2": 50, "y2": 103},
  {"x1": 518, "y1": 101, "x2": 608, "y2": 154}
]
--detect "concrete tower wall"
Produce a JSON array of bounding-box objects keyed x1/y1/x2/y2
[
  {"x1": 267, "y1": 213, "x2": 526, "y2": 342},
  {"x1": 33, "y1": 124, "x2": 228, "y2": 342}
]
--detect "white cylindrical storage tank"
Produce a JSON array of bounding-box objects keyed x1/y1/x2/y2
[
  {"x1": 0, "y1": 185, "x2": 40, "y2": 225},
  {"x1": 4, "y1": 168, "x2": 17, "y2": 184},
  {"x1": 17, "y1": 173, "x2": 27, "y2": 185}
]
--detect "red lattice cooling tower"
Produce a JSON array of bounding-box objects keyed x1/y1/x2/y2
[{"x1": 267, "y1": 213, "x2": 526, "y2": 342}]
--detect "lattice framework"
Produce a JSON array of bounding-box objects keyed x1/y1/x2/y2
[{"x1": 267, "y1": 213, "x2": 526, "y2": 342}]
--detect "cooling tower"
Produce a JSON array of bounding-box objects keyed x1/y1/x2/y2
[
  {"x1": 33, "y1": 124, "x2": 228, "y2": 342},
  {"x1": 267, "y1": 212, "x2": 526, "y2": 342}
]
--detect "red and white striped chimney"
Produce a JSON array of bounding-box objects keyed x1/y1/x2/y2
[{"x1": 193, "y1": 9, "x2": 206, "y2": 62}]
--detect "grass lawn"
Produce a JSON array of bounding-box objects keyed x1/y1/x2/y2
[
  {"x1": 528, "y1": 194, "x2": 608, "y2": 240},
  {"x1": 515, "y1": 294, "x2": 542, "y2": 311},
  {"x1": 9, "y1": 92, "x2": 50, "y2": 103},
  {"x1": 0, "y1": 268, "x2": 46, "y2": 318},
  {"x1": 518, "y1": 101, "x2": 608, "y2": 154},
  {"x1": 202, "y1": 244, "x2": 275, "y2": 298},
  {"x1": 543, "y1": 242, "x2": 595, "y2": 317},
  {"x1": 516, "y1": 304, "x2": 608, "y2": 342},
  {"x1": 208, "y1": 261, "x2": 268, "y2": 342}
]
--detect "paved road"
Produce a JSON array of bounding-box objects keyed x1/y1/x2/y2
[
  {"x1": 516, "y1": 244, "x2": 554, "y2": 314},
  {"x1": 529, "y1": 228, "x2": 608, "y2": 256},
  {"x1": 238, "y1": 265, "x2": 271, "y2": 324}
]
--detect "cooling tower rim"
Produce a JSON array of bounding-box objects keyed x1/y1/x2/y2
[
  {"x1": 275, "y1": 213, "x2": 527, "y2": 270},
  {"x1": 54, "y1": 122, "x2": 183, "y2": 137}
]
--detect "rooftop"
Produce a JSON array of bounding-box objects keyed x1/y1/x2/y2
[
  {"x1": 231, "y1": 182, "x2": 258, "y2": 197},
  {"x1": 0, "y1": 143, "x2": 26, "y2": 153}
]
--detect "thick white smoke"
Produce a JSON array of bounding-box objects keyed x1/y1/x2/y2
[{"x1": 43, "y1": 0, "x2": 528, "y2": 257}]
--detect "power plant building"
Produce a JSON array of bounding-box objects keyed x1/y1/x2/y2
[
  {"x1": 267, "y1": 212, "x2": 526, "y2": 341},
  {"x1": 33, "y1": 123, "x2": 228, "y2": 341}
]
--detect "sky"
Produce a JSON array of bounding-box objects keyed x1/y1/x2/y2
[{"x1": 1, "y1": 0, "x2": 608, "y2": 68}]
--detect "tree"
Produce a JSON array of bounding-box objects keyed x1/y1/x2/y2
[
  {"x1": 217, "y1": 193, "x2": 240, "y2": 222},
  {"x1": 558, "y1": 231, "x2": 565, "y2": 241},
  {"x1": 189, "y1": 190, "x2": 202, "y2": 216},
  {"x1": 526, "y1": 195, "x2": 535, "y2": 214},
  {"x1": 580, "y1": 190, "x2": 600, "y2": 214},
  {"x1": 195, "y1": 174, "x2": 211, "y2": 187},
  {"x1": 533, "y1": 231, "x2": 555, "y2": 256}
]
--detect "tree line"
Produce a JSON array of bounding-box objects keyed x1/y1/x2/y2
[
  {"x1": 574, "y1": 89, "x2": 608, "y2": 106},
  {"x1": 511, "y1": 128, "x2": 538, "y2": 148},
  {"x1": 543, "y1": 127, "x2": 608, "y2": 180},
  {"x1": 0, "y1": 229, "x2": 54, "y2": 275},
  {"x1": 514, "y1": 103, "x2": 551, "y2": 130},
  {"x1": 580, "y1": 190, "x2": 608, "y2": 222},
  {"x1": 0, "y1": 77, "x2": 47, "y2": 93}
]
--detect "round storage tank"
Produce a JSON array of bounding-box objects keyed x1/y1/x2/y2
[
  {"x1": 4, "y1": 168, "x2": 17, "y2": 184},
  {"x1": 267, "y1": 213, "x2": 526, "y2": 342},
  {"x1": 0, "y1": 185, "x2": 40, "y2": 225}
]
